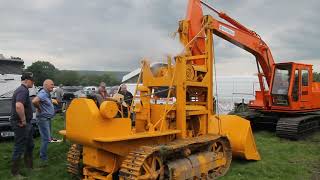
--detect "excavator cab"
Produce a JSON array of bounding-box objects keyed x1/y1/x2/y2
[{"x1": 270, "y1": 62, "x2": 313, "y2": 111}]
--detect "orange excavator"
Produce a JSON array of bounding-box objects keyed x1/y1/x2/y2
[{"x1": 195, "y1": 1, "x2": 320, "y2": 139}]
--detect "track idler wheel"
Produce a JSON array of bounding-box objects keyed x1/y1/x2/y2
[
  {"x1": 119, "y1": 148, "x2": 164, "y2": 180},
  {"x1": 138, "y1": 154, "x2": 164, "y2": 180}
]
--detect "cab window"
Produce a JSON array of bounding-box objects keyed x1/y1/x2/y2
[{"x1": 302, "y1": 70, "x2": 308, "y2": 86}]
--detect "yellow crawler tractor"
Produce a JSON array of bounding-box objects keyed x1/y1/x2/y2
[{"x1": 60, "y1": 0, "x2": 260, "y2": 179}]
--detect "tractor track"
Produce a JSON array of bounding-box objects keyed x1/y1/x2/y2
[{"x1": 119, "y1": 135, "x2": 232, "y2": 179}]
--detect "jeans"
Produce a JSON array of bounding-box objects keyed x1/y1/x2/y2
[
  {"x1": 37, "y1": 117, "x2": 51, "y2": 161},
  {"x1": 12, "y1": 123, "x2": 34, "y2": 161}
]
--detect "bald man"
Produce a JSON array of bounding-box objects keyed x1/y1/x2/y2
[{"x1": 32, "y1": 79, "x2": 55, "y2": 167}]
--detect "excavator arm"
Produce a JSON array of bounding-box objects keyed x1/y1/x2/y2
[
  {"x1": 204, "y1": 12, "x2": 275, "y2": 86},
  {"x1": 184, "y1": 0, "x2": 275, "y2": 87}
]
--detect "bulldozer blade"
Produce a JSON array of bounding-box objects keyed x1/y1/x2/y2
[{"x1": 209, "y1": 115, "x2": 261, "y2": 160}]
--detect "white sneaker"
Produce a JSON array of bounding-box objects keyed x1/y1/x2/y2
[{"x1": 50, "y1": 139, "x2": 62, "y2": 143}]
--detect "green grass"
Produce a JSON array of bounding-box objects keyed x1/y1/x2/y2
[
  {"x1": 0, "y1": 115, "x2": 319, "y2": 179},
  {"x1": 221, "y1": 131, "x2": 320, "y2": 180},
  {"x1": 0, "y1": 115, "x2": 72, "y2": 180}
]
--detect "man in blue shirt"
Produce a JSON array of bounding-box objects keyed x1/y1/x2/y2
[
  {"x1": 32, "y1": 79, "x2": 55, "y2": 166},
  {"x1": 10, "y1": 72, "x2": 35, "y2": 177}
]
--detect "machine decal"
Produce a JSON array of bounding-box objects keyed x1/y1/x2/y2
[{"x1": 219, "y1": 25, "x2": 235, "y2": 36}]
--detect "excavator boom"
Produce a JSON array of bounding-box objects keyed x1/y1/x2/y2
[
  {"x1": 185, "y1": 0, "x2": 275, "y2": 86},
  {"x1": 200, "y1": 0, "x2": 255, "y2": 36}
]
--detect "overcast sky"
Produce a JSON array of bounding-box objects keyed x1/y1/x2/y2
[{"x1": 0, "y1": 0, "x2": 319, "y2": 76}]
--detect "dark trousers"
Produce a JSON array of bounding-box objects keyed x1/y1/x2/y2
[{"x1": 11, "y1": 123, "x2": 34, "y2": 161}]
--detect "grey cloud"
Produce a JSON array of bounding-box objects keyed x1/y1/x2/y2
[{"x1": 0, "y1": 0, "x2": 319, "y2": 75}]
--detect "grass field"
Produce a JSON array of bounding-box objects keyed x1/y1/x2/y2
[{"x1": 0, "y1": 115, "x2": 319, "y2": 180}]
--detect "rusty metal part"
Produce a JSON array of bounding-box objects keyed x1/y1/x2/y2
[
  {"x1": 166, "y1": 151, "x2": 216, "y2": 179},
  {"x1": 67, "y1": 144, "x2": 83, "y2": 179},
  {"x1": 182, "y1": 148, "x2": 191, "y2": 157},
  {"x1": 119, "y1": 135, "x2": 231, "y2": 180}
]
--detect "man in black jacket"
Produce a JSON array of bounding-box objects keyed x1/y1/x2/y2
[{"x1": 10, "y1": 72, "x2": 35, "y2": 177}]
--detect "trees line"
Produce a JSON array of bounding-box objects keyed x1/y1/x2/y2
[
  {"x1": 26, "y1": 61, "x2": 120, "y2": 86},
  {"x1": 312, "y1": 72, "x2": 320, "y2": 82},
  {"x1": 26, "y1": 61, "x2": 320, "y2": 87}
]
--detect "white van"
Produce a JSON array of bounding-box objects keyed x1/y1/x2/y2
[{"x1": 83, "y1": 86, "x2": 98, "y2": 95}]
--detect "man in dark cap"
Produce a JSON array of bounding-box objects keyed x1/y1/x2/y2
[{"x1": 10, "y1": 72, "x2": 35, "y2": 177}]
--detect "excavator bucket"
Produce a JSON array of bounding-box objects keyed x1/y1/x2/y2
[{"x1": 209, "y1": 115, "x2": 261, "y2": 160}]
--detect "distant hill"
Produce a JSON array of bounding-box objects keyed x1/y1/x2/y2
[{"x1": 76, "y1": 70, "x2": 130, "y2": 82}]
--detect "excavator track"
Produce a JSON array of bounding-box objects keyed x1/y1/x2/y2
[
  {"x1": 119, "y1": 135, "x2": 232, "y2": 180},
  {"x1": 276, "y1": 115, "x2": 320, "y2": 140},
  {"x1": 67, "y1": 144, "x2": 83, "y2": 179}
]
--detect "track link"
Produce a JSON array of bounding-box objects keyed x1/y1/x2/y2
[
  {"x1": 67, "y1": 144, "x2": 83, "y2": 179},
  {"x1": 276, "y1": 115, "x2": 319, "y2": 140},
  {"x1": 119, "y1": 147, "x2": 155, "y2": 180},
  {"x1": 119, "y1": 135, "x2": 232, "y2": 179}
]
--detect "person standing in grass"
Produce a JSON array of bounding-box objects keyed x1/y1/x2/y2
[
  {"x1": 10, "y1": 72, "x2": 35, "y2": 178},
  {"x1": 54, "y1": 84, "x2": 64, "y2": 112},
  {"x1": 32, "y1": 79, "x2": 55, "y2": 167}
]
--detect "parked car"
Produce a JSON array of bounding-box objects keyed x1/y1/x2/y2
[
  {"x1": 65, "y1": 86, "x2": 83, "y2": 99},
  {"x1": 0, "y1": 91, "x2": 39, "y2": 140},
  {"x1": 83, "y1": 86, "x2": 98, "y2": 96}
]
